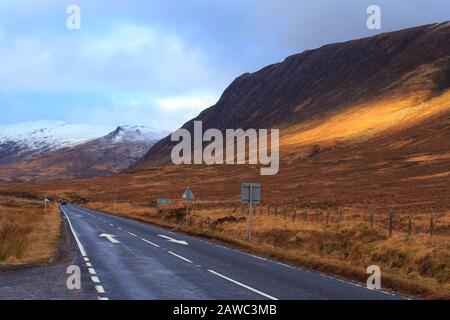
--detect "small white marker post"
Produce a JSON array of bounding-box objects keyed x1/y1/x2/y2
[{"x1": 44, "y1": 194, "x2": 49, "y2": 214}]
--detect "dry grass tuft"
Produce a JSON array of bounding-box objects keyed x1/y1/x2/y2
[{"x1": 0, "y1": 197, "x2": 61, "y2": 265}]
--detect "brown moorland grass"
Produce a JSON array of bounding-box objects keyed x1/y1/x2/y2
[
  {"x1": 85, "y1": 200, "x2": 450, "y2": 299},
  {"x1": 0, "y1": 197, "x2": 61, "y2": 265}
]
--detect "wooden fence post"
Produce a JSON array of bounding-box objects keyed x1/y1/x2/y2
[
  {"x1": 369, "y1": 207, "x2": 375, "y2": 228},
  {"x1": 339, "y1": 207, "x2": 344, "y2": 223},
  {"x1": 408, "y1": 209, "x2": 413, "y2": 239},
  {"x1": 429, "y1": 213, "x2": 434, "y2": 237},
  {"x1": 388, "y1": 209, "x2": 393, "y2": 238},
  {"x1": 292, "y1": 207, "x2": 297, "y2": 222}
]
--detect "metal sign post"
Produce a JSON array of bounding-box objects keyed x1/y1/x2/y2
[
  {"x1": 241, "y1": 183, "x2": 261, "y2": 241},
  {"x1": 182, "y1": 188, "x2": 195, "y2": 227}
]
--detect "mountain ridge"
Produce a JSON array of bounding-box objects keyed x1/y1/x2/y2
[
  {"x1": 0, "y1": 124, "x2": 169, "y2": 182},
  {"x1": 132, "y1": 22, "x2": 450, "y2": 169}
]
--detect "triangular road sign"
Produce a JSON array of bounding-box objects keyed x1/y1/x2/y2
[{"x1": 182, "y1": 188, "x2": 195, "y2": 201}]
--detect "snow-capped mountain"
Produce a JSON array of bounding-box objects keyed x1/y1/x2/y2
[
  {"x1": 0, "y1": 121, "x2": 170, "y2": 181},
  {"x1": 0, "y1": 121, "x2": 114, "y2": 164}
]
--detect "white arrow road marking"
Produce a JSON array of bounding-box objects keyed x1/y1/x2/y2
[
  {"x1": 158, "y1": 234, "x2": 189, "y2": 246},
  {"x1": 99, "y1": 233, "x2": 120, "y2": 244}
]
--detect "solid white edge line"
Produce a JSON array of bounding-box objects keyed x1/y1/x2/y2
[
  {"x1": 208, "y1": 270, "x2": 278, "y2": 301},
  {"x1": 168, "y1": 251, "x2": 193, "y2": 264},
  {"x1": 60, "y1": 205, "x2": 87, "y2": 257},
  {"x1": 141, "y1": 238, "x2": 160, "y2": 248},
  {"x1": 61, "y1": 206, "x2": 110, "y2": 298}
]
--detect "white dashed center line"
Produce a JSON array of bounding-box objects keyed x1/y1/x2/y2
[
  {"x1": 168, "y1": 251, "x2": 193, "y2": 264},
  {"x1": 127, "y1": 231, "x2": 138, "y2": 237},
  {"x1": 208, "y1": 270, "x2": 278, "y2": 301},
  {"x1": 141, "y1": 238, "x2": 160, "y2": 248}
]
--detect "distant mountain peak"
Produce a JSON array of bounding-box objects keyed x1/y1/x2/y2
[
  {"x1": 0, "y1": 121, "x2": 169, "y2": 170},
  {"x1": 106, "y1": 125, "x2": 169, "y2": 145}
]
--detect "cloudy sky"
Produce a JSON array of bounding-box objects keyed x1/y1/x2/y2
[{"x1": 0, "y1": 0, "x2": 448, "y2": 130}]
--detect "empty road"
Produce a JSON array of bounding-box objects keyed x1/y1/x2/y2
[{"x1": 61, "y1": 204, "x2": 401, "y2": 300}]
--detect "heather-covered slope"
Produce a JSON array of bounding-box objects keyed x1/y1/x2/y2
[{"x1": 133, "y1": 22, "x2": 450, "y2": 169}]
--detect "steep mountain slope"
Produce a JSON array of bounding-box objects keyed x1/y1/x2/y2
[
  {"x1": 0, "y1": 125, "x2": 168, "y2": 182},
  {"x1": 0, "y1": 121, "x2": 113, "y2": 165},
  {"x1": 133, "y1": 22, "x2": 450, "y2": 169}
]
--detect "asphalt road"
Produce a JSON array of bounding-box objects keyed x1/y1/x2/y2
[{"x1": 59, "y1": 204, "x2": 402, "y2": 300}]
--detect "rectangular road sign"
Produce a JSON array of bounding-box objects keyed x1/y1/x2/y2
[
  {"x1": 157, "y1": 198, "x2": 172, "y2": 206},
  {"x1": 241, "y1": 183, "x2": 261, "y2": 204}
]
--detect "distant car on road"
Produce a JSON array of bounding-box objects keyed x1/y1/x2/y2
[{"x1": 60, "y1": 201, "x2": 67, "y2": 206}]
